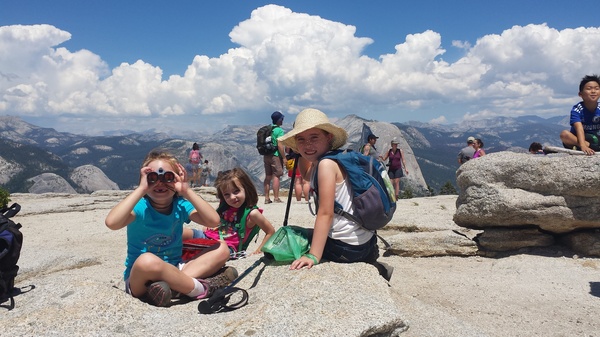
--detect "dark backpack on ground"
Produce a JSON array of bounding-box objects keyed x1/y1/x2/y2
[
  {"x1": 1, "y1": 203, "x2": 23, "y2": 310},
  {"x1": 256, "y1": 125, "x2": 277, "y2": 155},
  {"x1": 312, "y1": 149, "x2": 396, "y2": 230}
]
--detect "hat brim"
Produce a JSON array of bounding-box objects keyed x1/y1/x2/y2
[
  {"x1": 278, "y1": 108, "x2": 348, "y2": 152},
  {"x1": 279, "y1": 123, "x2": 347, "y2": 152}
]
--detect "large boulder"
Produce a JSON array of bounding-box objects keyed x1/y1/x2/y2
[
  {"x1": 337, "y1": 115, "x2": 429, "y2": 196},
  {"x1": 454, "y1": 152, "x2": 600, "y2": 256},
  {"x1": 70, "y1": 165, "x2": 120, "y2": 193},
  {"x1": 26, "y1": 173, "x2": 77, "y2": 194}
]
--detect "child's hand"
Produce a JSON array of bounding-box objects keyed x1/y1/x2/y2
[
  {"x1": 581, "y1": 145, "x2": 595, "y2": 156},
  {"x1": 173, "y1": 163, "x2": 190, "y2": 194},
  {"x1": 138, "y1": 166, "x2": 153, "y2": 192},
  {"x1": 290, "y1": 256, "x2": 315, "y2": 270}
]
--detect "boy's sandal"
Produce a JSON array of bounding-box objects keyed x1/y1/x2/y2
[
  {"x1": 264, "y1": 199, "x2": 273, "y2": 204},
  {"x1": 273, "y1": 198, "x2": 283, "y2": 203}
]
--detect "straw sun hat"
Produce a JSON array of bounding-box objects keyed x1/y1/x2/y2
[{"x1": 278, "y1": 108, "x2": 348, "y2": 152}]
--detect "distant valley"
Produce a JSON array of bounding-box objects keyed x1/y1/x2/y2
[{"x1": 0, "y1": 114, "x2": 568, "y2": 194}]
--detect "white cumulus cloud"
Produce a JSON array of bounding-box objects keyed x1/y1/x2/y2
[{"x1": 0, "y1": 6, "x2": 599, "y2": 134}]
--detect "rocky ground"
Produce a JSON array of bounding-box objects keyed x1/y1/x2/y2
[{"x1": 2, "y1": 190, "x2": 599, "y2": 336}]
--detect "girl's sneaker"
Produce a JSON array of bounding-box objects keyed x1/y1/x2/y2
[
  {"x1": 145, "y1": 281, "x2": 172, "y2": 307},
  {"x1": 196, "y1": 266, "x2": 238, "y2": 299}
]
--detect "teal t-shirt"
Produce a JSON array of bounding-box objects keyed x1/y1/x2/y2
[
  {"x1": 123, "y1": 195, "x2": 195, "y2": 280},
  {"x1": 272, "y1": 125, "x2": 285, "y2": 157}
]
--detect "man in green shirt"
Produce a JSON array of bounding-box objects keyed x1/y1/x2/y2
[{"x1": 263, "y1": 111, "x2": 285, "y2": 204}]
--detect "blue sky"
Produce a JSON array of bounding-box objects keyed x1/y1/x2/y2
[{"x1": 1, "y1": 1, "x2": 599, "y2": 135}]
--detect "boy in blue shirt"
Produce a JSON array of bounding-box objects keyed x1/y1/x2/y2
[{"x1": 560, "y1": 74, "x2": 600, "y2": 155}]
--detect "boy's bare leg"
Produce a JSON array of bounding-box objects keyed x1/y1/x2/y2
[{"x1": 560, "y1": 130, "x2": 577, "y2": 147}]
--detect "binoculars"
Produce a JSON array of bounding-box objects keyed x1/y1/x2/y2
[{"x1": 147, "y1": 168, "x2": 176, "y2": 184}]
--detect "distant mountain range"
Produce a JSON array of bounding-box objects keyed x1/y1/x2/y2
[
  {"x1": 0, "y1": 114, "x2": 568, "y2": 194},
  {"x1": 396, "y1": 115, "x2": 568, "y2": 190}
]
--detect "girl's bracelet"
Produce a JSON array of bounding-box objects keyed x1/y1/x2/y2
[{"x1": 304, "y1": 253, "x2": 319, "y2": 265}]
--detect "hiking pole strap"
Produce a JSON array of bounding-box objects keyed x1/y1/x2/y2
[
  {"x1": 282, "y1": 156, "x2": 299, "y2": 227},
  {"x1": 228, "y1": 257, "x2": 264, "y2": 289},
  {"x1": 197, "y1": 287, "x2": 248, "y2": 314},
  {"x1": 197, "y1": 257, "x2": 266, "y2": 314}
]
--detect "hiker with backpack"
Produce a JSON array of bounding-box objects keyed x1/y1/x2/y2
[
  {"x1": 260, "y1": 111, "x2": 286, "y2": 204},
  {"x1": 183, "y1": 167, "x2": 276, "y2": 257},
  {"x1": 105, "y1": 150, "x2": 237, "y2": 307},
  {"x1": 1, "y1": 203, "x2": 23, "y2": 310},
  {"x1": 380, "y1": 139, "x2": 407, "y2": 199},
  {"x1": 360, "y1": 133, "x2": 379, "y2": 158},
  {"x1": 278, "y1": 108, "x2": 393, "y2": 281}
]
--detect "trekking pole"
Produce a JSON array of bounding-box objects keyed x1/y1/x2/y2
[
  {"x1": 198, "y1": 156, "x2": 300, "y2": 314},
  {"x1": 282, "y1": 153, "x2": 299, "y2": 227}
]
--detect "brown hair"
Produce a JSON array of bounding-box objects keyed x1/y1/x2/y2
[
  {"x1": 141, "y1": 150, "x2": 181, "y2": 200},
  {"x1": 142, "y1": 149, "x2": 180, "y2": 170},
  {"x1": 214, "y1": 168, "x2": 258, "y2": 214}
]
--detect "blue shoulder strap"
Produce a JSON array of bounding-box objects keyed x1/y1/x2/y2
[{"x1": 313, "y1": 150, "x2": 364, "y2": 224}]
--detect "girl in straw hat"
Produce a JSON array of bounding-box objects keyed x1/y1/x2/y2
[{"x1": 279, "y1": 109, "x2": 392, "y2": 280}]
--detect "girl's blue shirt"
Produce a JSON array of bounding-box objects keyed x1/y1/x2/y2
[{"x1": 123, "y1": 195, "x2": 195, "y2": 280}]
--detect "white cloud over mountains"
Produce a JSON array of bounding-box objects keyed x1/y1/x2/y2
[{"x1": 0, "y1": 5, "x2": 599, "y2": 134}]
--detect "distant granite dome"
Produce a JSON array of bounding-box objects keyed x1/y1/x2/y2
[
  {"x1": 70, "y1": 165, "x2": 120, "y2": 193},
  {"x1": 27, "y1": 173, "x2": 77, "y2": 194}
]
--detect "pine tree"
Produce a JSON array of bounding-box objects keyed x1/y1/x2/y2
[
  {"x1": 439, "y1": 181, "x2": 457, "y2": 195},
  {"x1": 427, "y1": 185, "x2": 436, "y2": 196}
]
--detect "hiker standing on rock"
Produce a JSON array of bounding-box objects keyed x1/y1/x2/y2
[
  {"x1": 361, "y1": 133, "x2": 379, "y2": 158},
  {"x1": 279, "y1": 108, "x2": 393, "y2": 281},
  {"x1": 105, "y1": 150, "x2": 237, "y2": 307},
  {"x1": 263, "y1": 111, "x2": 286, "y2": 204},
  {"x1": 380, "y1": 139, "x2": 407, "y2": 198}
]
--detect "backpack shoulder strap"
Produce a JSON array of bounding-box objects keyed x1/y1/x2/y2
[
  {"x1": 312, "y1": 150, "x2": 362, "y2": 224},
  {"x1": 1, "y1": 203, "x2": 20, "y2": 219},
  {"x1": 237, "y1": 206, "x2": 260, "y2": 251}
]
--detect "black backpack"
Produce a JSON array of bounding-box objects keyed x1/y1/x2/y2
[
  {"x1": 1, "y1": 203, "x2": 23, "y2": 310},
  {"x1": 256, "y1": 124, "x2": 277, "y2": 155}
]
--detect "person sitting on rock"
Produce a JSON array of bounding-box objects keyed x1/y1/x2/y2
[
  {"x1": 278, "y1": 108, "x2": 393, "y2": 281},
  {"x1": 105, "y1": 150, "x2": 237, "y2": 307},
  {"x1": 529, "y1": 142, "x2": 544, "y2": 154},
  {"x1": 458, "y1": 136, "x2": 476, "y2": 165},
  {"x1": 472, "y1": 138, "x2": 486, "y2": 158},
  {"x1": 559, "y1": 74, "x2": 600, "y2": 156},
  {"x1": 183, "y1": 167, "x2": 276, "y2": 257}
]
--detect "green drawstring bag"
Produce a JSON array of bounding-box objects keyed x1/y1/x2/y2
[{"x1": 261, "y1": 226, "x2": 310, "y2": 262}]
